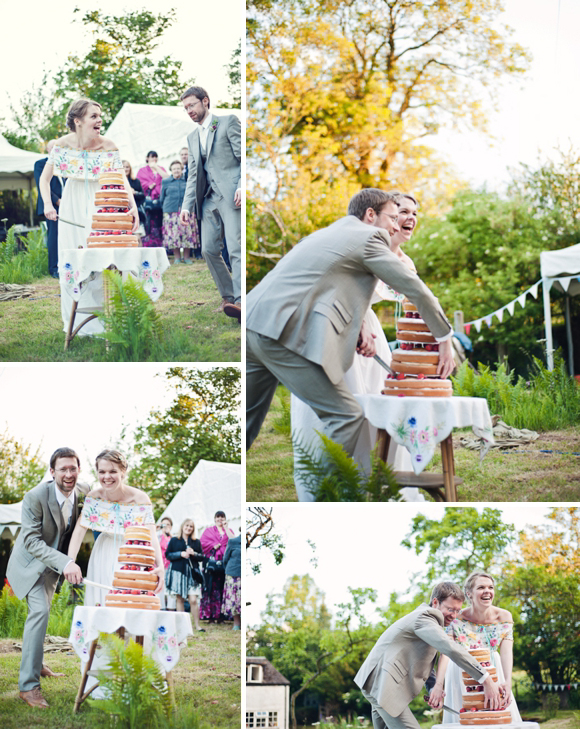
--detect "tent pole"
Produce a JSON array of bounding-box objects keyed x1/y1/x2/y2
[
  {"x1": 28, "y1": 178, "x2": 34, "y2": 227},
  {"x1": 543, "y1": 278, "x2": 554, "y2": 371},
  {"x1": 565, "y1": 294, "x2": 574, "y2": 376}
]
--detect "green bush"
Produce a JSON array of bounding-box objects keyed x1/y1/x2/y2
[
  {"x1": 98, "y1": 269, "x2": 164, "y2": 361},
  {"x1": 452, "y1": 354, "x2": 580, "y2": 431},
  {"x1": 0, "y1": 226, "x2": 48, "y2": 283},
  {"x1": 0, "y1": 581, "x2": 80, "y2": 638}
]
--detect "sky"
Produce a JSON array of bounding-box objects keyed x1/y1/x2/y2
[
  {"x1": 245, "y1": 504, "x2": 558, "y2": 627},
  {"x1": 0, "y1": 0, "x2": 242, "y2": 120},
  {"x1": 0, "y1": 363, "x2": 222, "y2": 484}
]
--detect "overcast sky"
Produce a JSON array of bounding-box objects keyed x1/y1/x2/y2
[
  {"x1": 246, "y1": 504, "x2": 558, "y2": 627},
  {"x1": 0, "y1": 364, "x2": 228, "y2": 485},
  {"x1": 1, "y1": 0, "x2": 242, "y2": 118}
]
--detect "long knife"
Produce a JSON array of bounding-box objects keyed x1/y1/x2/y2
[
  {"x1": 373, "y1": 353, "x2": 396, "y2": 377},
  {"x1": 58, "y1": 217, "x2": 85, "y2": 228},
  {"x1": 423, "y1": 696, "x2": 460, "y2": 716},
  {"x1": 78, "y1": 578, "x2": 114, "y2": 592}
]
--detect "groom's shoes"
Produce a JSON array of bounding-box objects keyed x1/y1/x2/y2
[
  {"x1": 41, "y1": 664, "x2": 65, "y2": 677},
  {"x1": 19, "y1": 687, "x2": 49, "y2": 708},
  {"x1": 223, "y1": 302, "x2": 241, "y2": 323}
]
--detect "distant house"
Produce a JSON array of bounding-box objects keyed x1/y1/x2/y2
[{"x1": 246, "y1": 656, "x2": 290, "y2": 729}]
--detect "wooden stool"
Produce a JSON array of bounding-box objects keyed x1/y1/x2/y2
[
  {"x1": 73, "y1": 630, "x2": 174, "y2": 713},
  {"x1": 376, "y1": 429, "x2": 462, "y2": 502},
  {"x1": 64, "y1": 266, "x2": 115, "y2": 350}
]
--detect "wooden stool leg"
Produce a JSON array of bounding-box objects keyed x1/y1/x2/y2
[
  {"x1": 64, "y1": 300, "x2": 78, "y2": 351},
  {"x1": 166, "y1": 670, "x2": 175, "y2": 708},
  {"x1": 376, "y1": 429, "x2": 391, "y2": 463},
  {"x1": 441, "y1": 435, "x2": 457, "y2": 502},
  {"x1": 74, "y1": 639, "x2": 97, "y2": 714}
]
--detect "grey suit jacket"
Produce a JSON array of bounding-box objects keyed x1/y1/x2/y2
[
  {"x1": 6, "y1": 480, "x2": 85, "y2": 600},
  {"x1": 182, "y1": 113, "x2": 241, "y2": 217},
  {"x1": 246, "y1": 216, "x2": 452, "y2": 384},
  {"x1": 354, "y1": 604, "x2": 487, "y2": 717}
]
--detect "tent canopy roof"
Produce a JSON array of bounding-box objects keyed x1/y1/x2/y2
[
  {"x1": 0, "y1": 134, "x2": 45, "y2": 192},
  {"x1": 541, "y1": 243, "x2": 580, "y2": 296}
]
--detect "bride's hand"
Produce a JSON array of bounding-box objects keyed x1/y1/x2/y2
[
  {"x1": 428, "y1": 685, "x2": 445, "y2": 709},
  {"x1": 129, "y1": 205, "x2": 139, "y2": 233},
  {"x1": 152, "y1": 566, "x2": 164, "y2": 593},
  {"x1": 499, "y1": 684, "x2": 511, "y2": 707}
]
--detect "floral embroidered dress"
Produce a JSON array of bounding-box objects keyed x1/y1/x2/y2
[
  {"x1": 443, "y1": 617, "x2": 522, "y2": 724},
  {"x1": 80, "y1": 496, "x2": 155, "y2": 607},
  {"x1": 48, "y1": 146, "x2": 124, "y2": 335}
]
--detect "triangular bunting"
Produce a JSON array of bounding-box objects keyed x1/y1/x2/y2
[
  {"x1": 484, "y1": 315, "x2": 493, "y2": 327},
  {"x1": 465, "y1": 323, "x2": 471, "y2": 335},
  {"x1": 530, "y1": 283, "x2": 539, "y2": 298},
  {"x1": 495, "y1": 309, "x2": 504, "y2": 323},
  {"x1": 544, "y1": 279, "x2": 553, "y2": 294},
  {"x1": 507, "y1": 300, "x2": 515, "y2": 316},
  {"x1": 474, "y1": 319, "x2": 482, "y2": 333},
  {"x1": 560, "y1": 277, "x2": 572, "y2": 292},
  {"x1": 517, "y1": 293, "x2": 527, "y2": 308}
]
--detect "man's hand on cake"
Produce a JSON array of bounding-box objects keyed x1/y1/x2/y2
[
  {"x1": 427, "y1": 685, "x2": 445, "y2": 709},
  {"x1": 482, "y1": 675, "x2": 502, "y2": 710},
  {"x1": 436, "y1": 338, "x2": 454, "y2": 379},
  {"x1": 152, "y1": 566, "x2": 164, "y2": 593},
  {"x1": 44, "y1": 204, "x2": 58, "y2": 222},
  {"x1": 356, "y1": 322, "x2": 377, "y2": 358},
  {"x1": 63, "y1": 561, "x2": 82, "y2": 584}
]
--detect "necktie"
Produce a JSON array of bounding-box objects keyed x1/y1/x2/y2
[{"x1": 61, "y1": 498, "x2": 72, "y2": 527}]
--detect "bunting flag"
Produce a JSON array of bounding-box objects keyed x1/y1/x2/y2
[
  {"x1": 463, "y1": 274, "x2": 580, "y2": 331},
  {"x1": 465, "y1": 323, "x2": 471, "y2": 335},
  {"x1": 534, "y1": 682, "x2": 579, "y2": 691}
]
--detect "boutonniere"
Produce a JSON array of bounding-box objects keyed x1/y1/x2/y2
[{"x1": 210, "y1": 119, "x2": 219, "y2": 133}]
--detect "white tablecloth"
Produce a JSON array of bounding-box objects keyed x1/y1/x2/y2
[
  {"x1": 433, "y1": 723, "x2": 539, "y2": 729},
  {"x1": 69, "y1": 606, "x2": 192, "y2": 674},
  {"x1": 59, "y1": 248, "x2": 170, "y2": 302},
  {"x1": 355, "y1": 394, "x2": 494, "y2": 475}
]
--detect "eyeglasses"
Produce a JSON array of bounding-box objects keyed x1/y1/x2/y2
[
  {"x1": 378, "y1": 210, "x2": 399, "y2": 223},
  {"x1": 55, "y1": 468, "x2": 78, "y2": 475}
]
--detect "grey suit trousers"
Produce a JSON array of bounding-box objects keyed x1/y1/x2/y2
[
  {"x1": 246, "y1": 329, "x2": 365, "y2": 456},
  {"x1": 201, "y1": 190, "x2": 241, "y2": 303},
  {"x1": 362, "y1": 689, "x2": 420, "y2": 729},
  {"x1": 20, "y1": 570, "x2": 58, "y2": 691}
]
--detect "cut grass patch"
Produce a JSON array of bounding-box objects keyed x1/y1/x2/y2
[
  {"x1": 246, "y1": 388, "x2": 580, "y2": 501},
  {"x1": 0, "y1": 262, "x2": 240, "y2": 362},
  {"x1": 0, "y1": 621, "x2": 240, "y2": 728}
]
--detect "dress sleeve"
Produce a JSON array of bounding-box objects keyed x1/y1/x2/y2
[
  {"x1": 111, "y1": 150, "x2": 123, "y2": 172},
  {"x1": 500, "y1": 622, "x2": 514, "y2": 642},
  {"x1": 47, "y1": 145, "x2": 59, "y2": 167}
]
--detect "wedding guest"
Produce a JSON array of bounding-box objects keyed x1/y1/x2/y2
[
  {"x1": 123, "y1": 159, "x2": 146, "y2": 230},
  {"x1": 200, "y1": 510, "x2": 235, "y2": 622},
  {"x1": 160, "y1": 160, "x2": 200, "y2": 263},
  {"x1": 157, "y1": 516, "x2": 176, "y2": 610},
  {"x1": 165, "y1": 518, "x2": 205, "y2": 631},
  {"x1": 222, "y1": 532, "x2": 241, "y2": 631},
  {"x1": 180, "y1": 86, "x2": 241, "y2": 321},
  {"x1": 180, "y1": 146, "x2": 189, "y2": 181},
  {"x1": 34, "y1": 139, "x2": 61, "y2": 277},
  {"x1": 137, "y1": 151, "x2": 168, "y2": 247}
]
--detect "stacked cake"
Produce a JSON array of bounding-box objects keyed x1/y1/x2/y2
[
  {"x1": 459, "y1": 648, "x2": 511, "y2": 725},
  {"x1": 382, "y1": 300, "x2": 453, "y2": 397},
  {"x1": 87, "y1": 172, "x2": 139, "y2": 249},
  {"x1": 105, "y1": 526, "x2": 160, "y2": 610}
]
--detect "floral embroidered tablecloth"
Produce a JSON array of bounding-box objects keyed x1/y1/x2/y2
[
  {"x1": 59, "y1": 248, "x2": 170, "y2": 302},
  {"x1": 356, "y1": 394, "x2": 494, "y2": 475},
  {"x1": 70, "y1": 606, "x2": 192, "y2": 675}
]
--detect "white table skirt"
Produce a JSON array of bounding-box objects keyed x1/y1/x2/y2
[
  {"x1": 69, "y1": 606, "x2": 192, "y2": 674},
  {"x1": 59, "y1": 247, "x2": 170, "y2": 303},
  {"x1": 355, "y1": 394, "x2": 495, "y2": 475},
  {"x1": 433, "y1": 723, "x2": 539, "y2": 729}
]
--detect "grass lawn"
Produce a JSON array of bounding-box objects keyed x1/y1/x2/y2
[
  {"x1": 0, "y1": 621, "x2": 240, "y2": 728},
  {"x1": 0, "y1": 261, "x2": 240, "y2": 362},
  {"x1": 246, "y1": 387, "x2": 580, "y2": 502}
]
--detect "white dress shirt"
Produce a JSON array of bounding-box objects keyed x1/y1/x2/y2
[
  {"x1": 54, "y1": 483, "x2": 75, "y2": 569},
  {"x1": 199, "y1": 112, "x2": 213, "y2": 153}
]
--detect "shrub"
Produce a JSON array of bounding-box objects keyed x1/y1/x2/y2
[
  {"x1": 98, "y1": 269, "x2": 164, "y2": 361},
  {"x1": 0, "y1": 226, "x2": 48, "y2": 283},
  {"x1": 0, "y1": 581, "x2": 80, "y2": 638}
]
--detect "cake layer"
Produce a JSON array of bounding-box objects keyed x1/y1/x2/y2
[
  {"x1": 91, "y1": 221, "x2": 133, "y2": 231},
  {"x1": 391, "y1": 361, "x2": 439, "y2": 376},
  {"x1": 392, "y1": 350, "x2": 440, "y2": 365},
  {"x1": 463, "y1": 668, "x2": 496, "y2": 683},
  {"x1": 95, "y1": 189, "x2": 129, "y2": 202},
  {"x1": 113, "y1": 576, "x2": 158, "y2": 591},
  {"x1": 382, "y1": 386, "x2": 452, "y2": 397},
  {"x1": 118, "y1": 553, "x2": 155, "y2": 566},
  {"x1": 469, "y1": 649, "x2": 492, "y2": 662},
  {"x1": 403, "y1": 301, "x2": 418, "y2": 312},
  {"x1": 396, "y1": 329, "x2": 438, "y2": 344},
  {"x1": 459, "y1": 710, "x2": 511, "y2": 726},
  {"x1": 105, "y1": 594, "x2": 160, "y2": 610},
  {"x1": 98, "y1": 172, "x2": 125, "y2": 185},
  {"x1": 397, "y1": 317, "x2": 430, "y2": 332},
  {"x1": 114, "y1": 569, "x2": 157, "y2": 585},
  {"x1": 124, "y1": 526, "x2": 153, "y2": 542}
]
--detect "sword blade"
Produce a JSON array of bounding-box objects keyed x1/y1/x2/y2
[
  {"x1": 373, "y1": 353, "x2": 395, "y2": 377},
  {"x1": 58, "y1": 217, "x2": 85, "y2": 229}
]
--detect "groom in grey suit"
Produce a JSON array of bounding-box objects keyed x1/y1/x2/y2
[
  {"x1": 6, "y1": 447, "x2": 88, "y2": 708},
  {"x1": 355, "y1": 582, "x2": 503, "y2": 729},
  {"x1": 246, "y1": 189, "x2": 455, "y2": 455},
  {"x1": 180, "y1": 86, "x2": 241, "y2": 321}
]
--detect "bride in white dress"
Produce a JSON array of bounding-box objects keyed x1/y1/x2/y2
[{"x1": 291, "y1": 193, "x2": 424, "y2": 501}]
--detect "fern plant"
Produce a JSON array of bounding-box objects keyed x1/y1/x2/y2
[
  {"x1": 91, "y1": 635, "x2": 173, "y2": 729},
  {"x1": 0, "y1": 227, "x2": 49, "y2": 283},
  {"x1": 295, "y1": 433, "x2": 402, "y2": 502},
  {"x1": 98, "y1": 269, "x2": 164, "y2": 361}
]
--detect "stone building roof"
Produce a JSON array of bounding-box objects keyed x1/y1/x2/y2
[{"x1": 246, "y1": 656, "x2": 291, "y2": 685}]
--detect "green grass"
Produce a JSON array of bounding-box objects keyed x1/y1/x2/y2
[
  {"x1": 246, "y1": 387, "x2": 580, "y2": 502},
  {"x1": 0, "y1": 262, "x2": 240, "y2": 362},
  {"x1": 0, "y1": 622, "x2": 240, "y2": 728}
]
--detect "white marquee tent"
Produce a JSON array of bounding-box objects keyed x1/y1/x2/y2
[
  {"x1": 158, "y1": 459, "x2": 241, "y2": 538},
  {"x1": 0, "y1": 501, "x2": 23, "y2": 540},
  {"x1": 540, "y1": 243, "x2": 580, "y2": 373},
  {"x1": 106, "y1": 103, "x2": 242, "y2": 174},
  {"x1": 0, "y1": 134, "x2": 45, "y2": 225}
]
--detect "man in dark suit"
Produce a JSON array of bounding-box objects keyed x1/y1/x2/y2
[
  {"x1": 34, "y1": 140, "x2": 61, "y2": 278},
  {"x1": 6, "y1": 447, "x2": 88, "y2": 708}
]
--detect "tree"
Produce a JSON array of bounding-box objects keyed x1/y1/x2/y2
[
  {"x1": 248, "y1": 574, "x2": 378, "y2": 728},
  {"x1": 246, "y1": 506, "x2": 286, "y2": 574},
  {"x1": 218, "y1": 41, "x2": 241, "y2": 109},
  {"x1": 401, "y1": 507, "x2": 516, "y2": 588},
  {"x1": 514, "y1": 507, "x2": 579, "y2": 577},
  {"x1": 122, "y1": 367, "x2": 241, "y2": 517},
  {"x1": 0, "y1": 430, "x2": 46, "y2": 504},
  {"x1": 247, "y1": 0, "x2": 530, "y2": 262}
]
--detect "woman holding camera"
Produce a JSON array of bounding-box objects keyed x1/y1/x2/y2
[{"x1": 165, "y1": 518, "x2": 205, "y2": 631}]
